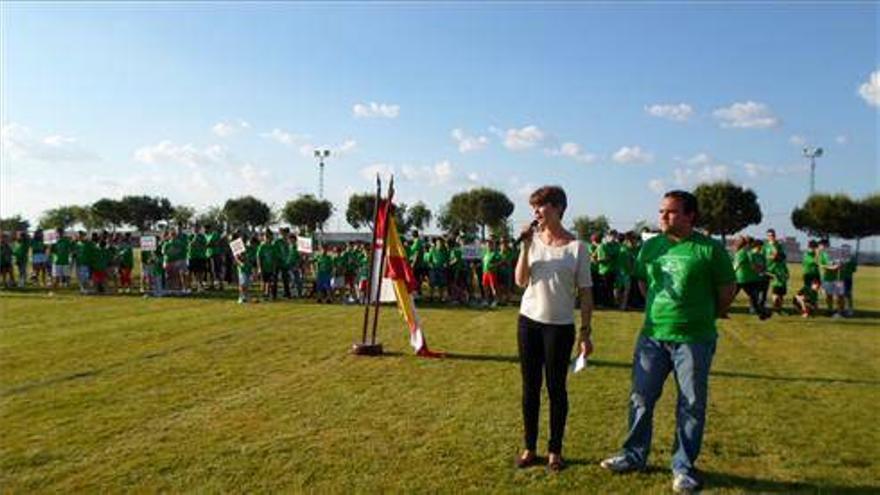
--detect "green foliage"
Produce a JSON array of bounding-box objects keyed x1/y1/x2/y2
[
  {"x1": 345, "y1": 193, "x2": 377, "y2": 230},
  {"x1": 39, "y1": 206, "x2": 81, "y2": 231},
  {"x1": 694, "y1": 181, "x2": 762, "y2": 239},
  {"x1": 171, "y1": 206, "x2": 196, "y2": 228},
  {"x1": 195, "y1": 206, "x2": 228, "y2": 231},
  {"x1": 406, "y1": 202, "x2": 432, "y2": 232},
  {"x1": 282, "y1": 194, "x2": 333, "y2": 233},
  {"x1": 792, "y1": 193, "x2": 880, "y2": 240},
  {"x1": 120, "y1": 196, "x2": 173, "y2": 231},
  {"x1": 0, "y1": 215, "x2": 30, "y2": 233},
  {"x1": 91, "y1": 198, "x2": 128, "y2": 230},
  {"x1": 571, "y1": 214, "x2": 610, "y2": 240},
  {"x1": 224, "y1": 196, "x2": 273, "y2": 229},
  {"x1": 438, "y1": 188, "x2": 513, "y2": 239}
]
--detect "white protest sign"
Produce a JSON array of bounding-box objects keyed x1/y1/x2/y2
[
  {"x1": 461, "y1": 243, "x2": 484, "y2": 260},
  {"x1": 45, "y1": 231, "x2": 59, "y2": 245},
  {"x1": 297, "y1": 236, "x2": 313, "y2": 254},
  {"x1": 140, "y1": 235, "x2": 157, "y2": 252},
  {"x1": 230, "y1": 238, "x2": 247, "y2": 257}
]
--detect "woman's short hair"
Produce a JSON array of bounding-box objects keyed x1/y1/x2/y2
[{"x1": 529, "y1": 186, "x2": 567, "y2": 218}]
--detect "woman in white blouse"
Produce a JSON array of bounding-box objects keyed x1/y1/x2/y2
[{"x1": 513, "y1": 186, "x2": 594, "y2": 472}]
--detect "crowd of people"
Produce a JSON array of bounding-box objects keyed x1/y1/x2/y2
[{"x1": 0, "y1": 223, "x2": 861, "y2": 317}]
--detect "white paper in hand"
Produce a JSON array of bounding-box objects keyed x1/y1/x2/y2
[{"x1": 571, "y1": 352, "x2": 588, "y2": 373}]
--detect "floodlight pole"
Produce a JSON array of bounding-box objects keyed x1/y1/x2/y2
[
  {"x1": 313, "y1": 149, "x2": 331, "y2": 199},
  {"x1": 803, "y1": 146, "x2": 823, "y2": 196}
]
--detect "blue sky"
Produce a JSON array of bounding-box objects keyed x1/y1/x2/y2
[{"x1": 2, "y1": 2, "x2": 877, "y2": 245}]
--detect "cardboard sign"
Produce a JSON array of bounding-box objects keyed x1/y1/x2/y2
[
  {"x1": 297, "y1": 236, "x2": 313, "y2": 254},
  {"x1": 140, "y1": 235, "x2": 157, "y2": 252},
  {"x1": 44, "y1": 231, "x2": 59, "y2": 245},
  {"x1": 461, "y1": 244, "x2": 484, "y2": 260},
  {"x1": 230, "y1": 238, "x2": 246, "y2": 257}
]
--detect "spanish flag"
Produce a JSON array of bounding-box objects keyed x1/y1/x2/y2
[{"x1": 376, "y1": 200, "x2": 443, "y2": 358}]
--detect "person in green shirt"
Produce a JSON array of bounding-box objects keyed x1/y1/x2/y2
[
  {"x1": 732, "y1": 236, "x2": 770, "y2": 320},
  {"x1": 750, "y1": 238, "x2": 771, "y2": 312},
  {"x1": 12, "y1": 231, "x2": 30, "y2": 288},
  {"x1": 91, "y1": 238, "x2": 112, "y2": 294},
  {"x1": 596, "y1": 231, "x2": 620, "y2": 308},
  {"x1": 801, "y1": 240, "x2": 820, "y2": 287},
  {"x1": 615, "y1": 232, "x2": 636, "y2": 310},
  {"x1": 256, "y1": 230, "x2": 277, "y2": 301},
  {"x1": 287, "y1": 232, "x2": 304, "y2": 298},
  {"x1": 49, "y1": 228, "x2": 73, "y2": 289},
  {"x1": 0, "y1": 233, "x2": 13, "y2": 288},
  {"x1": 75, "y1": 232, "x2": 99, "y2": 294},
  {"x1": 313, "y1": 245, "x2": 335, "y2": 303},
  {"x1": 481, "y1": 239, "x2": 503, "y2": 308},
  {"x1": 161, "y1": 230, "x2": 187, "y2": 292},
  {"x1": 187, "y1": 226, "x2": 209, "y2": 291},
  {"x1": 408, "y1": 231, "x2": 427, "y2": 296},
  {"x1": 793, "y1": 278, "x2": 821, "y2": 318},
  {"x1": 117, "y1": 232, "x2": 135, "y2": 293},
  {"x1": 763, "y1": 229, "x2": 788, "y2": 313},
  {"x1": 601, "y1": 191, "x2": 737, "y2": 494},
  {"x1": 274, "y1": 228, "x2": 292, "y2": 299},
  {"x1": 497, "y1": 238, "x2": 517, "y2": 306},
  {"x1": 840, "y1": 254, "x2": 858, "y2": 317},
  {"x1": 234, "y1": 235, "x2": 256, "y2": 304},
  {"x1": 354, "y1": 243, "x2": 370, "y2": 304},
  {"x1": 817, "y1": 239, "x2": 845, "y2": 317},
  {"x1": 205, "y1": 225, "x2": 225, "y2": 290},
  {"x1": 31, "y1": 229, "x2": 48, "y2": 287},
  {"x1": 427, "y1": 237, "x2": 450, "y2": 303}
]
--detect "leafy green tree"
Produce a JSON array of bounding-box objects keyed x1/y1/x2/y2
[
  {"x1": 172, "y1": 206, "x2": 196, "y2": 228},
  {"x1": 282, "y1": 194, "x2": 333, "y2": 233},
  {"x1": 346, "y1": 193, "x2": 377, "y2": 230},
  {"x1": 571, "y1": 215, "x2": 610, "y2": 240},
  {"x1": 0, "y1": 215, "x2": 30, "y2": 232},
  {"x1": 224, "y1": 196, "x2": 272, "y2": 229},
  {"x1": 91, "y1": 198, "x2": 128, "y2": 231},
  {"x1": 470, "y1": 188, "x2": 514, "y2": 240},
  {"x1": 39, "y1": 206, "x2": 81, "y2": 231},
  {"x1": 406, "y1": 202, "x2": 433, "y2": 232},
  {"x1": 694, "y1": 181, "x2": 762, "y2": 243},
  {"x1": 195, "y1": 206, "x2": 228, "y2": 231},
  {"x1": 120, "y1": 195, "x2": 173, "y2": 231},
  {"x1": 438, "y1": 192, "x2": 479, "y2": 238},
  {"x1": 75, "y1": 205, "x2": 104, "y2": 231},
  {"x1": 792, "y1": 193, "x2": 880, "y2": 253}
]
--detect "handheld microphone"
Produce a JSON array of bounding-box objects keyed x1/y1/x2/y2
[{"x1": 514, "y1": 220, "x2": 539, "y2": 246}]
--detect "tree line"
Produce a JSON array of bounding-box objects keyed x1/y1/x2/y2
[{"x1": 1, "y1": 183, "x2": 877, "y2": 248}]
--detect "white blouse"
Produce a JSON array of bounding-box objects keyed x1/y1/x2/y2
[{"x1": 519, "y1": 234, "x2": 593, "y2": 325}]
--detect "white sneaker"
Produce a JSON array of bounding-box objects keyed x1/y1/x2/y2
[
  {"x1": 672, "y1": 472, "x2": 701, "y2": 493},
  {"x1": 599, "y1": 455, "x2": 640, "y2": 473},
  {"x1": 832, "y1": 312, "x2": 842, "y2": 319}
]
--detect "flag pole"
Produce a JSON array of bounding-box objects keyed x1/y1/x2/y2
[
  {"x1": 359, "y1": 175, "x2": 382, "y2": 345},
  {"x1": 370, "y1": 176, "x2": 394, "y2": 345}
]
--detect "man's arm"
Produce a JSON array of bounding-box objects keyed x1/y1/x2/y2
[{"x1": 717, "y1": 282, "x2": 737, "y2": 318}]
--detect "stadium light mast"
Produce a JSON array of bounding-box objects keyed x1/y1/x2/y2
[
  {"x1": 313, "y1": 149, "x2": 331, "y2": 199},
  {"x1": 802, "y1": 146, "x2": 823, "y2": 196}
]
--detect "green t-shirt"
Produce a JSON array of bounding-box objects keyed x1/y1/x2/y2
[
  {"x1": 617, "y1": 244, "x2": 636, "y2": 277},
  {"x1": 187, "y1": 234, "x2": 208, "y2": 260},
  {"x1": 841, "y1": 256, "x2": 858, "y2": 280},
  {"x1": 802, "y1": 251, "x2": 820, "y2": 277},
  {"x1": 205, "y1": 232, "x2": 221, "y2": 258},
  {"x1": 273, "y1": 239, "x2": 290, "y2": 269},
  {"x1": 635, "y1": 232, "x2": 736, "y2": 343},
  {"x1": 314, "y1": 253, "x2": 334, "y2": 276},
  {"x1": 31, "y1": 238, "x2": 46, "y2": 255},
  {"x1": 767, "y1": 261, "x2": 789, "y2": 289},
  {"x1": 798, "y1": 285, "x2": 818, "y2": 305},
  {"x1": 763, "y1": 241, "x2": 786, "y2": 272},
  {"x1": 51, "y1": 237, "x2": 73, "y2": 265},
  {"x1": 287, "y1": 246, "x2": 301, "y2": 267},
  {"x1": 76, "y1": 240, "x2": 98, "y2": 268},
  {"x1": 0, "y1": 244, "x2": 12, "y2": 265},
  {"x1": 818, "y1": 251, "x2": 841, "y2": 282},
  {"x1": 449, "y1": 246, "x2": 464, "y2": 273},
  {"x1": 257, "y1": 242, "x2": 276, "y2": 272},
  {"x1": 161, "y1": 238, "x2": 186, "y2": 263},
  {"x1": 12, "y1": 240, "x2": 29, "y2": 262},
  {"x1": 428, "y1": 246, "x2": 449, "y2": 269},
  {"x1": 597, "y1": 241, "x2": 620, "y2": 276},
  {"x1": 236, "y1": 246, "x2": 255, "y2": 276},
  {"x1": 482, "y1": 250, "x2": 502, "y2": 274},
  {"x1": 733, "y1": 249, "x2": 760, "y2": 284},
  {"x1": 750, "y1": 249, "x2": 766, "y2": 276},
  {"x1": 92, "y1": 246, "x2": 111, "y2": 272},
  {"x1": 409, "y1": 239, "x2": 425, "y2": 267},
  {"x1": 118, "y1": 245, "x2": 134, "y2": 268}
]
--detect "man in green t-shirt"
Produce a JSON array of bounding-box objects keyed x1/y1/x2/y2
[
  {"x1": 118, "y1": 232, "x2": 135, "y2": 293},
  {"x1": 481, "y1": 239, "x2": 502, "y2": 308},
  {"x1": 596, "y1": 231, "x2": 620, "y2": 308},
  {"x1": 12, "y1": 231, "x2": 30, "y2": 288},
  {"x1": 313, "y1": 245, "x2": 335, "y2": 303},
  {"x1": 287, "y1": 232, "x2": 304, "y2": 297},
  {"x1": 763, "y1": 229, "x2": 788, "y2": 313},
  {"x1": 732, "y1": 237, "x2": 771, "y2": 320},
  {"x1": 801, "y1": 240, "x2": 820, "y2": 287},
  {"x1": 187, "y1": 226, "x2": 209, "y2": 291},
  {"x1": 74, "y1": 232, "x2": 99, "y2": 294},
  {"x1": 601, "y1": 191, "x2": 737, "y2": 494},
  {"x1": 31, "y1": 229, "x2": 49, "y2": 287},
  {"x1": 49, "y1": 228, "x2": 73, "y2": 289},
  {"x1": 427, "y1": 237, "x2": 450, "y2": 302},
  {"x1": 274, "y1": 228, "x2": 292, "y2": 299},
  {"x1": 256, "y1": 230, "x2": 277, "y2": 301},
  {"x1": 817, "y1": 239, "x2": 845, "y2": 317}
]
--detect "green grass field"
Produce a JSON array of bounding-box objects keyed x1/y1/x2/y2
[{"x1": 1, "y1": 266, "x2": 878, "y2": 493}]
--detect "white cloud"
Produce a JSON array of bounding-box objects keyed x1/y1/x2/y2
[
  {"x1": 612, "y1": 145, "x2": 654, "y2": 164},
  {"x1": 400, "y1": 160, "x2": 455, "y2": 186},
  {"x1": 133, "y1": 140, "x2": 232, "y2": 167},
  {"x1": 503, "y1": 125, "x2": 545, "y2": 151},
  {"x1": 353, "y1": 101, "x2": 400, "y2": 119},
  {"x1": 672, "y1": 165, "x2": 729, "y2": 187},
  {"x1": 1, "y1": 122, "x2": 100, "y2": 163},
  {"x1": 835, "y1": 135, "x2": 848, "y2": 145},
  {"x1": 360, "y1": 163, "x2": 395, "y2": 182},
  {"x1": 466, "y1": 172, "x2": 480, "y2": 183},
  {"x1": 789, "y1": 135, "x2": 806, "y2": 146},
  {"x1": 545, "y1": 141, "x2": 598, "y2": 164},
  {"x1": 262, "y1": 128, "x2": 308, "y2": 146},
  {"x1": 648, "y1": 179, "x2": 667, "y2": 194},
  {"x1": 451, "y1": 128, "x2": 489, "y2": 153},
  {"x1": 743, "y1": 162, "x2": 809, "y2": 178},
  {"x1": 858, "y1": 69, "x2": 880, "y2": 107},
  {"x1": 644, "y1": 103, "x2": 694, "y2": 122},
  {"x1": 211, "y1": 119, "x2": 250, "y2": 138},
  {"x1": 685, "y1": 152, "x2": 712, "y2": 166},
  {"x1": 712, "y1": 101, "x2": 780, "y2": 129}
]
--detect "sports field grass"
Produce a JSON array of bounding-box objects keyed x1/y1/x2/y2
[{"x1": 1, "y1": 266, "x2": 878, "y2": 493}]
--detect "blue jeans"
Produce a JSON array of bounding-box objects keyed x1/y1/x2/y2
[{"x1": 621, "y1": 334, "x2": 716, "y2": 476}]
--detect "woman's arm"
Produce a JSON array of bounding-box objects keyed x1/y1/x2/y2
[
  {"x1": 577, "y1": 287, "x2": 594, "y2": 356},
  {"x1": 514, "y1": 242, "x2": 530, "y2": 288}
]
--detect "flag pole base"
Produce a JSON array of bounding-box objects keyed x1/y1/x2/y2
[{"x1": 351, "y1": 342, "x2": 384, "y2": 356}]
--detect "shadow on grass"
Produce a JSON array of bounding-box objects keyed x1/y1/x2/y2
[{"x1": 703, "y1": 470, "x2": 879, "y2": 494}]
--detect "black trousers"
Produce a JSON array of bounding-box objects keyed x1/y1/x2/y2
[{"x1": 517, "y1": 314, "x2": 575, "y2": 454}]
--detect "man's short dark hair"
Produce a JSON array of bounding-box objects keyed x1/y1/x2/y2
[
  {"x1": 529, "y1": 186, "x2": 568, "y2": 218},
  {"x1": 766, "y1": 228, "x2": 776, "y2": 236},
  {"x1": 663, "y1": 190, "x2": 699, "y2": 222}
]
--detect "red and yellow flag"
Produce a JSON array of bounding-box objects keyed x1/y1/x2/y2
[{"x1": 376, "y1": 200, "x2": 442, "y2": 358}]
